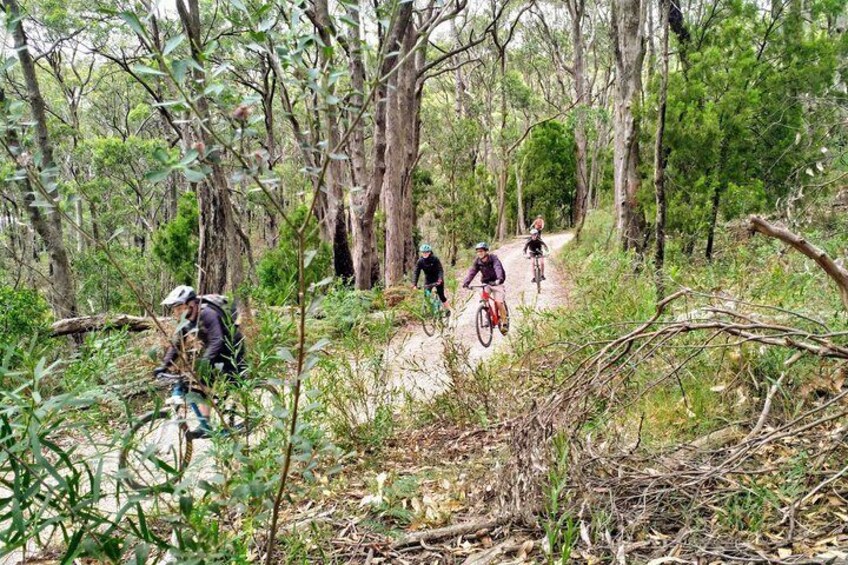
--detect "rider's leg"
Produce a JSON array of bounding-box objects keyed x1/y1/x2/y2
[
  {"x1": 437, "y1": 284, "x2": 451, "y2": 313},
  {"x1": 490, "y1": 285, "x2": 507, "y2": 324}
]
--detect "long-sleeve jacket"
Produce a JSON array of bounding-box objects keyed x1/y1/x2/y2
[
  {"x1": 524, "y1": 237, "x2": 549, "y2": 255},
  {"x1": 413, "y1": 255, "x2": 445, "y2": 286},
  {"x1": 162, "y1": 303, "x2": 245, "y2": 375},
  {"x1": 463, "y1": 254, "x2": 506, "y2": 286}
]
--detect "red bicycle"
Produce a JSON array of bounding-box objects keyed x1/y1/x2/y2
[{"x1": 469, "y1": 285, "x2": 509, "y2": 347}]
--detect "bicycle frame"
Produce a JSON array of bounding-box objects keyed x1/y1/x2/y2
[
  {"x1": 473, "y1": 285, "x2": 499, "y2": 326},
  {"x1": 161, "y1": 374, "x2": 211, "y2": 433}
]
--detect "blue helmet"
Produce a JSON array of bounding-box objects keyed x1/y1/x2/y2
[
  {"x1": 475, "y1": 242, "x2": 489, "y2": 250},
  {"x1": 419, "y1": 243, "x2": 433, "y2": 253}
]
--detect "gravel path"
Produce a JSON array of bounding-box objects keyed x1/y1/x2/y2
[{"x1": 390, "y1": 232, "x2": 573, "y2": 399}]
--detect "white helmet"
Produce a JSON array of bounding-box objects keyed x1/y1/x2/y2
[
  {"x1": 530, "y1": 228, "x2": 539, "y2": 236},
  {"x1": 161, "y1": 285, "x2": 197, "y2": 307}
]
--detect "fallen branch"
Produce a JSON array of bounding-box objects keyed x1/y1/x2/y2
[
  {"x1": 392, "y1": 517, "x2": 506, "y2": 548},
  {"x1": 50, "y1": 314, "x2": 167, "y2": 337},
  {"x1": 748, "y1": 215, "x2": 848, "y2": 310}
]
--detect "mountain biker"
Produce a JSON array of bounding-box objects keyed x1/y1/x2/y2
[
  {"x1": 531, "y1": 215, "x2": 545, "y2": 234},
  {"x1": 411, "y1": 243, "x2": 451, "y2": 316},
  {"x1": 153, "y1": 285, "x2": 246, "y2": 438},
  {"x1": 462, "y1": 242, "x2": 509, "y2": 333},
  {"x1": 524, "y1": 228, "x2": 549, "y2": 282}
]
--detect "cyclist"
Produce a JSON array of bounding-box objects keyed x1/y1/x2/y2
[
  {"x1": 531, "y1": 215, "x2": 545, "y2": 234},
  {"x1": 153, "y1": 285, "x2": 246, "y2": 438},
  {"x1": 524, "y1": 228, "x2": 549, "y2": 282},
  {"x1": 462, "y1": 242, "x2": 509, "y2": 333},
  {"x1": 411, "y1": 243, "x2": 451, "y2": 316}
]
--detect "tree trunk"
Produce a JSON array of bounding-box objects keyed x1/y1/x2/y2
[
  {"x1": 495, "y1": 48, "x2": 509, "y2": 242},
  {"x1": 3, "y1": 1, "x2": 77, "y2": 318},
  {"x1": 569, "y1": 0, "x2": 590, "y2": 238},
  {"x1": 515, "y1": 155, "x2": 527, "y2": 235},
  {"x1": 349, "y1": 1, "x2": 413, "y2": 289},
  {"x1": 654, "y1": 0, "x2": 670, "y2": 298},
  {"x1": 383, "y1": 17, "x2": 415, "y2": 286},
  {"x1": 705, "y1": 183, "x2": 721, "y2": 261},
  {"x1": 611, "y1": 0, "x2": 647, "y2": 251},
  {"x1": 176, "y1": 0, "x2": 239, "y2": 295}
]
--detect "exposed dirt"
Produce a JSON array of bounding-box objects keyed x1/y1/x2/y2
[{"x1": 390, "y1": 232, "x2": 573, "y2": 399}]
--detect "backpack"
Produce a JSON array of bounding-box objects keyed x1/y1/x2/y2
[{"x1": 199, "y1": 294, "x2": 240, "y2": 327}]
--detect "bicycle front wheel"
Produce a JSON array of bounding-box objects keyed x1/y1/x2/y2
[
  {"x1": 119, "y1": 407, "x2": 192, "y2": 492},
  {"x1": 535, "y1": 259, "x2": 542, "y2": 293},
  {"x1": 476, "y1": 304, "x2": 493, "y2": 348},
  {"x1": 422, "y1": 299, "x2": 436, "y2": 336},
  {"x1": 222, "y1": 384, "x2": 279, "y2": 444}
]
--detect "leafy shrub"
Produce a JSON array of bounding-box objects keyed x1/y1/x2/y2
[
  {"x1": 75, "y1": 246, "x2": 163, "y2": 314},
  {"x1": 152, "y1": 191, "x2": 199, "y2": 284},
  {"x1": 0, "y1": 285, "x2": 51, "y2": 348},
  {"x1": 257, "y1": 205, "x2": 332, "y2": 305}
]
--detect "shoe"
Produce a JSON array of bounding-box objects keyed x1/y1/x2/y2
[
  {"x1": 531, "y1": 277, "x2": 537, "y2": 283},
  {"x1": 542, "y1": 275, "x2": 546, "y2": 281},
  {"x1": 444, "y1": 310, "x2": 451, "y2": 318}
]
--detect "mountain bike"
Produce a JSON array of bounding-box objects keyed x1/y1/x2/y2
[
  {"x1": 420, "y1": 282, "x2": 448, "y2": 337},
  {"x1": 527, "y1": 252, "x2": 544, "y2": 293},
  {"x1": 469, "y1": 284, "x2": 510, "y2": 348},
  {"x1": 119, "y1": 373, "x2": 277, "y2": 492}
]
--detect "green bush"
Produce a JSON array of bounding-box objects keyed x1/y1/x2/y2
[
  {"x1": 75, "y1": 246, "x2": 162, "y2": 314},
  {"x1": 152, "y1": 191, "x2": 199, "y2": 285},
  {"x1": 257, "y1": 205, "x2": 332, "y2": 306},
  {"x1": 0, "y1": 285, "x2": 51, "y2": 348}
]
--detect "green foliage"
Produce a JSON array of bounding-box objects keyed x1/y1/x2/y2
[
  {"x1": 152, "y1": 192, "x2": 199, "y2": 285},
  {"x1": 257, "y1": 205, "x2": 332, "y2": 306},
  {"x1": 0, "y1": 286, "x2": 51, "y2": 349},
  {"x1": 75, "y1": 246, "x2": 162, "y2": 314},
  {"x1": 643, "y1": 0, "x2": 847, "y2": 254},
  {"x1": 543, "y1": 435, "x2": 578, "y2": 564},
  {"x1": 62, "y1": 332, "x2": 130, "y2": 393},
  {"x1": 517, "y1": 120, "x2": 577, "y2": 227}
]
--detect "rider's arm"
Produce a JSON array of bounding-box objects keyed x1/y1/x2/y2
[
  {"x1": 199, "y1": 307, "x2": 225, "y2": 362},
  {"x1": 462, "y1": 262, "x2": 479, "y2": 287},
  {"x1": 493, "y1": 256, "x2": 506, "y2": 284},
  {"x1": 542, "y1": 241, "x2": 550, "y2": 253},
  {"x1": 523, "y1": 240, "x2": 530, "y2": 254},
  {"x1": 435, "y1": 257, "x2": 445, "y2": 283},
  {"x1": 412, "y1": 259, "x2": 422, "y2": 286}
]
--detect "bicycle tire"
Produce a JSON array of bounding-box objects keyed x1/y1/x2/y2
[
  {"x1": 476, "y1": 304, "x2": 493, "y2": 348},
  {"x1": 500, "y1": 301, "x2": 511, "y2": 335},
  {"x1": 119, "y1": 407, "x2": 192, "y2": 492},
  {"x1": 223, "y1": 384, "x2": 279, "y2": 443},
  {"x1": 421, "y1": 299, "x2": 436, "y2": 337},
  {"x1": 535, "y1": 258, "x2": 542, "y2": 294}
]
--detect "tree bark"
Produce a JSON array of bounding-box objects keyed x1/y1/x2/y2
[
  {"x1": 611, "y1": 0, "x2": 647, "y2": 251},
  {"x1": 653, "y1": 0, "x2": 670, "y2": 299},
  {"x1": 349, "y1": 1, "x2": 413, "y2": 289},
  {"x1": 51, "y1": 314, "x2": 167, "y2": 337},
  {"x1": 176, "y1": 0, "x2": 240, "y2": 295},
  {"x1": 569, "y1": 0, "x2": 590, "y2": 239},
  {"x1": 3, "y1": 1, "x2": 77, "y2": 318}
]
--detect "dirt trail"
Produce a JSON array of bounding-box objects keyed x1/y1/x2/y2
[{"x1": 390, "y1": 232, "x2": 573, "y2": 399}]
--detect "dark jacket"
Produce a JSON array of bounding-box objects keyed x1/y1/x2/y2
[
  {"x1": 463, "y1": 254, "x2": 506, "y2": 286},
  {"x1": 524, "y1": 237, "x2": 549, "y2": 255},
  {"x1": 163, "y1": 303, "x2": 245, "y2": 376},
  {"x1": 413, "y1": 255, "x2": 445, "y2": 286}
]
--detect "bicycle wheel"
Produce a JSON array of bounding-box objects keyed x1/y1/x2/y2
[
  {"x1": 535, "y1": 259, "x2": 542, "y2": 293},
  {"x1": 421, "y1": 298, "x2": 436, "y2": 336},
  {"x1": 222, "y1": 384, "x2": 279, "y2": 443},
  {"x1": 119, "y1": 406, "x2": 192, "y2": 492},
  {"x1": 476, "y1": 304, "x2": 493, "y2": 348}
]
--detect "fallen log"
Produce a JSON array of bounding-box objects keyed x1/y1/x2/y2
[
  {"x1": 392, "y1": 516, "x2": 507, "y2": 548},
  {"x1": 50, "y1": 314, "x2": 167, "y2": 337}
]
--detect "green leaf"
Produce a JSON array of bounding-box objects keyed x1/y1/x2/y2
[
  {"x1": 119, "y1": 11, "x2": 146, "y2": 37},
  {"x1": 163, "y1": 35, "x2": 185, "y2": 57},
  {"x1": 329, "y1": 152, "x2": 348, "y2": 161},
  {"x1": 230, "y1": 0, "x2": 249, "y2": 13},
  {"x1": 308, "y1": 338, "x2": 331, "y2": 353},
  {"x1": 145, "y1": 167, "x2": 172, "y2": 183},
  {"x1": 172, "y1": 60, "x2": 189, "y2": 83},
  {"x1": 182, "y1": 167, "x2": 207, "y2": 183},
  {"x1": 178, "y1": 149, "x2": 199, "y2": 166},
  {"x1": 132, "y1": 63, "x2": 165, "y2": 77}
]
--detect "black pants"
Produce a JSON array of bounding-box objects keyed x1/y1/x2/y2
[{"x1": 426, "y1": 281, "x2": 447, "y2": 303}]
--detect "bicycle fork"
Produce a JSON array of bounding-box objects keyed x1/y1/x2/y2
[{"x1": 171, "y1": 384, "x2": 213, "y2": 435}]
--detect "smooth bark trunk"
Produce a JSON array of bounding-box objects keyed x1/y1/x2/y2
[
  {"x1": 612, "y1": 0, "x2": 647, "y2": 251},
  {"x1": 654, "y1": 0, "x2": 670, "y2": 298},
  {"x1": 3, "y1": 2, "x2": 77, "y2": 318}
]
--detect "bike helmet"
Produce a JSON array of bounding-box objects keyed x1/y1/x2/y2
[
  {"x1": 530, "y1": 228, "x2": 539, "y2": 236},
  {"x1": 162, "y1": 285, "x2": 197, "y2": 307},
  {"x1": 419, "y1": 243, "x2": 432, "y2": 253},
  {"x1": 475, "y1": 242, "x2": 489, "y2": 251}
]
